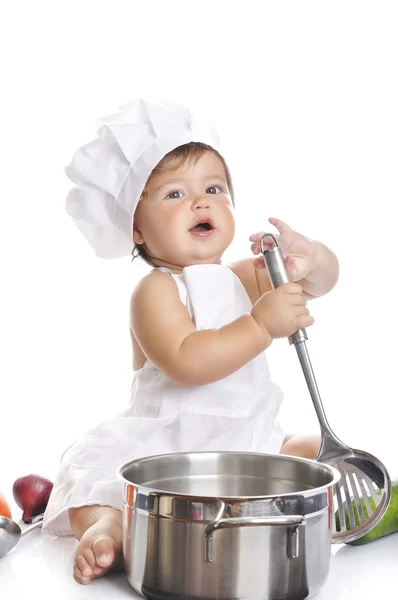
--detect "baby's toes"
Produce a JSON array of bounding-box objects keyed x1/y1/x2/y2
[
  {"x1": 74, "y1": 554, "x2": 93, "y2": 584},
  {"x1": 82, "y1": 547, "x2": 102, "y2": 575},
  {"x1": 92, "y1": 537, "x2": 116, "y2": 569}
]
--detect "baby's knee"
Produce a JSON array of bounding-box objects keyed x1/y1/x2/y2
[{"x1": 280, "y1": 433, "x2": 321, "y2": 460}]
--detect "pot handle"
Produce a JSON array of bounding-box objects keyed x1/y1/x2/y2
[{"x1": 204, "y1": 515, "x2": 305, "y2": 562}]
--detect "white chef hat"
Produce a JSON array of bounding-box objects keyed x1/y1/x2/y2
[{"x1": 65, "y1": 97, "x2": 225, "y2": 259}]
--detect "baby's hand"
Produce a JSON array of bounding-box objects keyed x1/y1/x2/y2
[
  {"x1": 251, "y1": 283, "x2": 314, "y2": 339},
  {"x1": 250, "y1": 217, "x2": 317, "y2": 282}
]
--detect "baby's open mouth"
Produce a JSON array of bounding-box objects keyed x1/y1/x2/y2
[{"x1": 189, "y1": 219, "x2": 215, "y2": 233}]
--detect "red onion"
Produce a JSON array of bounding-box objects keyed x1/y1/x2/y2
[{"x1": 12, "y1": 474, "x2": 54, "y2": 523}]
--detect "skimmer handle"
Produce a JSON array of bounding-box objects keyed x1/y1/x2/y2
[{"x1": 260, "y1": 233, "x2": 342, "y2": 444}]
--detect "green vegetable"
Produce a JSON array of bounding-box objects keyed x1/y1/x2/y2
[{"x1": 336, "y1": 480, "x2": 398, "y2": 546}]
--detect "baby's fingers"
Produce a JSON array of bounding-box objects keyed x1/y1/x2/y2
[
  {"x1": 282, "y1": 282, "x2": 303, "y2": 294},
  {"x1": 296, "y1": 314, "x2": 314, "y2": 329},
  {"x1": 249, "y1": 231, "x2": 267, "y2": 242},
  {"x1": 250, "y1": 232, "x2": 280, "y2": 256},
  {"x1": 249, "y1": 230, "x2": 280, "y2": 242},
  {"x1": 253, "y1": 256, "x2": 266, "y2": 269}
]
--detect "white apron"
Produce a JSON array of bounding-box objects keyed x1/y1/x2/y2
[{"x1": 42, "y1": 264, "x2": 285, "y2": 536}]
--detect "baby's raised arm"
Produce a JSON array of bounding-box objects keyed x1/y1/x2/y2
[{"x1": 130, "y1": 270, "x2": 312, "y2": 386}]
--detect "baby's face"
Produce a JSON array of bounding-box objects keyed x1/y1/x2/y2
[{"x1": 133, "y1": 151, "x2": 235, "y2": 271}]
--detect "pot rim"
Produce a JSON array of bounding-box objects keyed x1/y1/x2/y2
[{"x1": 117, "y1": 450, "x2": 341, "y2": 500}]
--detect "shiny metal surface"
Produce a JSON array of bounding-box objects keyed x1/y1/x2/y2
[
  {"x1": 119, "y1": 451, "x2": 339, "y2": 600},
  {"x1": 261, "y1": 233, "x2": 392, "y2": 545},
  {"x1": 0, "y1": 515, "x2": 43, "y2": 558},
  {"x1": 204, "y1": 512, "x2": 305, "y2": 562},
  {"x1": 120, "y1": 450, "x2": 337, "y2": 497}
]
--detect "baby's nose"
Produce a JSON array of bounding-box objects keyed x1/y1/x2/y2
[{"x1": 193, "y1": 197, "x2": 211, "y2": 209}]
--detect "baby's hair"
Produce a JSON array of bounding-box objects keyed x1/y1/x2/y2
[{"x1": 131, "y1": 142, "x2": 234, "y2": 266}]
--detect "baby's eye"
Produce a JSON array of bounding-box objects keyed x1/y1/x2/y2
[
  {"x1": 206, "y1": 185, "x2": 222, "y2": 194},
  {"x1": 165, "y1": 190, "x2": 184, "y2": 200}
]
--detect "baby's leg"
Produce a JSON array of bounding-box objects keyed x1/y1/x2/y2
[
  {"x1": 69, "y1": 505, "x2": 124, "y2": 585},
  {"x1": 280, "y1": 433, "x2": 321, "y2": 460}
]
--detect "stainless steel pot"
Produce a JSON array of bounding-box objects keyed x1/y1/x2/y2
[{"x1": 118, "y1": 451, "x2": 340, "y2": 600}]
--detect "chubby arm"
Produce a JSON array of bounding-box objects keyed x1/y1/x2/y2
[{"x1": 130, "y1": 269, "x2": 272, "y2": 387}]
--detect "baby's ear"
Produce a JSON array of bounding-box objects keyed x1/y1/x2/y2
[{"x1": 132, "y1": 219, "x2": 144, "y2": 245}]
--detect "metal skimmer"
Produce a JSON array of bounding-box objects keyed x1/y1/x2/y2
[{"x1": 260, "y1": 233, "x2": 391, "y2": 543}]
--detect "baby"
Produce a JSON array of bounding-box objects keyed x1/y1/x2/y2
[{"x1": 41, "y1": 98, "x2": 339, "y2": 584}]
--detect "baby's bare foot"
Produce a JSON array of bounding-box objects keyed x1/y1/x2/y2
[{"x1": 73, "y1": 516, "x2": 123, "y2": 585}]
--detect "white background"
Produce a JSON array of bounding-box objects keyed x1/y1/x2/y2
[{"x1": 1, "y1": 1, "x2": 397, "y2": 515}]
